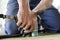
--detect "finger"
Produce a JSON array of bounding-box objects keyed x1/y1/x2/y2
[
  {"x1": 19, "y1": 13, "x2": 27, "y2": 28},
  {"x1": 23, "y1": 19, "x2": 31, "y2": 29},
  {"x1": 18, "y1": 26, "x2": 23, "y2": 31},
  {"x1": 24, "y1": 26, "x2": 34, "y2": 33},
  {"x1": 24, "y1": 23, "x2": 35, "y2": 33},
  {"x1": 19, "y1": 22, "x2": 26, "y2": 28},
  {"x1": 28, "y1": 21, "x2": 35, "y2": 33},
  {"x1": 17, "y1": 16, "x2": 22, "y2": 26},
  {"x1": 17, "y1": 21, "x2": 22, "y2": 26},
  {"x1": 29, "y1": 25, "x2": 35, "y2": 33},
  {"x1": 23, "y1": 24, "x2": 31, "y2": 30}
]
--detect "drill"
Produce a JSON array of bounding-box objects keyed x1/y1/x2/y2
[{"x1": 0, "y1": 11, "x2": 44, "y2": 39}]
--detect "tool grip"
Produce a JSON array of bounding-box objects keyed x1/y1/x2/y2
[{"x1": 0, "y1": 14, "x2": 4, "y2": 18}]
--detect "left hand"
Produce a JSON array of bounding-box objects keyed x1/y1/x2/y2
[{"x1": 17, "y1": 10, "x2": 37, "y2": 33}]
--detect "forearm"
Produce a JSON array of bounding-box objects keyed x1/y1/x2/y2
[
  {"x1": 32, "y1": 0, "x2": 53, "y2": 12},
  {"x1": 17, "y1": 0, "x2": 30, "y2": 13}
]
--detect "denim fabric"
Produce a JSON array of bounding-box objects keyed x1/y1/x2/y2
[
  {"x1": 6, "y1": 0, "x2": 19, "y2": 16},
  {"x1": 40, "y1": 9, "x2": 60, "y2": 32},
  {"x1": 5, "y1": 0, "x2": 60, "y2": 35}
]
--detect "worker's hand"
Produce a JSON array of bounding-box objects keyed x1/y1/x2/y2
[
  {"x1": 23, "y1": 11, "x2": 37, "y2": 33},
  {"x1": 17, "y1": 10, "x2": 36, "y2": 33},
  {"x1": 17, "y1": 10, "x2": 28, "y2": 29}
]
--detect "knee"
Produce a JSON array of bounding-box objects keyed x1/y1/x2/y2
[
  {"x1": 5, "y1": 30, "x2": 17, "y2": 35},
  {"x1": 48, "y1": 28, "x2": 59, "y2": 33},
  {"x1": 44, "y1": 23, "x2": 60, "y2": 33},
  {"x1": 41, "y1": 20, "x2": 60, "y2": 33},
  {"x1": 4, "y1": 19, "x2": 18, "y2": 35},
  {"x1": 5, "y1": 24, "x2": 18, "y2": 35}
]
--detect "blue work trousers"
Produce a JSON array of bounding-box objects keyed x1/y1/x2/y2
[{"x1": 5, "y1": 0, "x2": 60, "y2": 35}]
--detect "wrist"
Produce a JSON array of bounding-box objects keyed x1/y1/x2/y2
[
  {"x1": 18, "y1": 10, "x2": 31, "y2": 15},
  {"x1": 32, "y1": 10, "x2": 44, "y2": 15}
]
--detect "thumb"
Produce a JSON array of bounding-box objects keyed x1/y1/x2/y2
[{"x1": 17, "y1": 21, "x2": 22, "y2": 26}]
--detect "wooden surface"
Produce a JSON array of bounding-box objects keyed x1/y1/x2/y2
[{"x1": 1, "y1": 33, "x2": 60, "y2": 40}]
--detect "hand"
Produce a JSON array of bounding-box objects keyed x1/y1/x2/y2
[
  {"x1": 17, "y1": 10, "x2": 36, "y2": 33},
  {"x1": 23, "y1": 11, "x2": 36, "y2": 33},
  {"x1": 17, "y1": 10, "x2": 28, "y2": 28}
]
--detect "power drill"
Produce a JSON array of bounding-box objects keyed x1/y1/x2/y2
[
  {"x1": 0, "y1": 14, "x2": 38, "y2": 37},
  {"x1": 0, "y1": 11, "x2": 44, "y2": 38}
]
